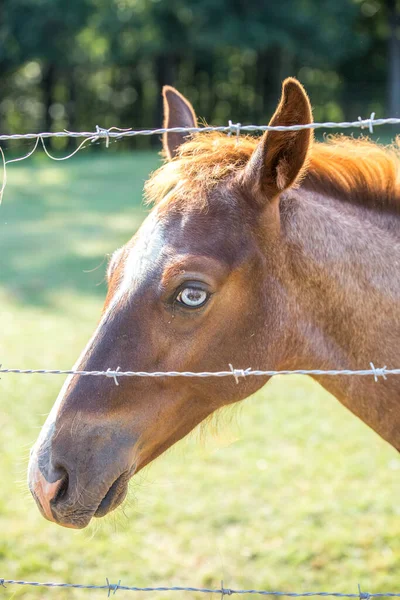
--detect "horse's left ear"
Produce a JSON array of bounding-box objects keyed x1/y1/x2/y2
[
  {"x1": 162, "y1": 86, "x2": 198, "y2": 160},
  {"x1": 243, "y1": 77, "x2": 313, "y2": 203}
]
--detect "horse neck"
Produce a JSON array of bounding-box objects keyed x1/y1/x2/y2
[{"x1": 272, "y1": 188, "x2": 400, "y2": 450}]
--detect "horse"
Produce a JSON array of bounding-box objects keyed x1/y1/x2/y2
[{"x1": 28, "y1": 78, "x2": 400, "y2": 529}]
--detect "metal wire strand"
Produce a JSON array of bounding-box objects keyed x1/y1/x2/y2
[
  {"x1": 0, "y1": 365, "x2": 399, "y2": 385},
  {"x1": 0, "y1": 114, "x2": 399, "y2": 141},
  {"x1": 0, "y1": 114, "x2": 398, "y2": 204},
  {"x1": 2, "y1": 578, "x2": 400, "y2": 597}
]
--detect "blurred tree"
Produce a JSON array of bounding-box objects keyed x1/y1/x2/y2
[
  {"x1": 338, "y1": 0, "x2": 400, "y2": 119},
  {"x1": 0, "y1": 0, "x2": 397, "y2": 144},
  {"x1": 0, "y1": 0, "x2": 92, "y2": 132}
]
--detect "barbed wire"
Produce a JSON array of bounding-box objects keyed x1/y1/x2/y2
[
  {"x1": 0, "y1": 364, "x2": 398, "y2": 386},
  {"x1": 1, "y1": 578, "x2": 400, "y2": 598},
  {"x1": 1, "y1": 114, "x2": 400, "y2": 203},
  {"x1": 1, "y1": 114, "x2": 400, "y2": 141}
]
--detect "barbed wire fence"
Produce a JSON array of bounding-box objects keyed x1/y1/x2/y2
[
  {"x1": 2, "y1": 115, "x2": 400, "y2": 597},
  {"x1": 0, "y1": 365, "x2": 399, "y2": 384},
  {"x1": 1, "y1": 579, "x2": 400, "y2": 598},
  {"x1": 3, "y1": 112, "x2": 400, "y2": 142},
  {"x1": 1, "y1": 112, "x2": 400, "y2": 203}
]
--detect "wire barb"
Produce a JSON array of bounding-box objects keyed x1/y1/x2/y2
[
  {"x1": 357, "y1": 113, "x2": 376, "y2": 134},
  {"x1": 358, "y1": 584, "x2": 371, "y2": 600},
  {"x1": 94, "y1": 126, "x2": 110, "y2": 148},
  {"x1": 92, "y1": 126, "x2": 133, "y2": 148},
  {"x1": 105, "y1": 366, "x2": 121, "y2": 386},
  {"x1": 221, "y1": 580, "x2": 233, "y2": 598},
  {"x1": 368, "y1": 112, "x2": 376, "y2": 134},
  {"x1": 106, "y1": 578, "x2": 121, "y2": 596},
  {"x1": 228, "y1": 120, "x2": 242, "y2": 139},
  {"x1": 229, "y1": 364, "x2": 252, "y2": 384},
  {"x1": 369, "y1": 363, "x2": 388, "y2": 382}
]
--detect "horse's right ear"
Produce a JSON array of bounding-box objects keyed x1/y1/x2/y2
[
  {"x1": 242, "y1": 78, "x2": 313, "y2": 204},
  {"x1": 162, "y1": 86, "x2": 197, "y2": 160}
]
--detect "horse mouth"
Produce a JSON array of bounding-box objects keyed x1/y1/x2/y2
[{"x1": 94, "y1": 473, "x2": 128, "y2": 518}]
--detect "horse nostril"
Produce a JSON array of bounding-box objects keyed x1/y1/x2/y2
[
  {"x1": 28, "y1": 460, "x2": 71, "y2": 523},
  {"x1": 52, "y1": 472, "x2": 69, "y2": 506}
]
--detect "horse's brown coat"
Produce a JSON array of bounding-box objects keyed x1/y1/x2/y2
[{"x1": 28, "y1": 78, "x2": 400, "y2": 529}]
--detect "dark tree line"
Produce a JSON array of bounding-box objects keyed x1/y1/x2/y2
[{"x1": 0, "y1": 0, "x2": 399, "y2": 149}]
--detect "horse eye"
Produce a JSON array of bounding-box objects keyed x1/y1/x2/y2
[{"x1": 176, "y1": 287, "x2": 209, "y2": 308}]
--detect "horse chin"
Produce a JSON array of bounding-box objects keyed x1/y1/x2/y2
[
  {"x1": 51, "y1": 480, "x2": 129, "y2": 528},
  {"x1": 94, "y1": 473, "x2": 129, "y2": 518}
]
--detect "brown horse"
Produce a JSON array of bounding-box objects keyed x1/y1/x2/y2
[{"x1": 28, "y1": 78, "x2": 400, "y2": 529}]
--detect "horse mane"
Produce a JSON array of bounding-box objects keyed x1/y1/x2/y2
[
  {"x1": 145, "y1": 132, "x2": 400, "y2": 212},
  {"x1": 305, "y1": 136, "x2": 400, "y2": 210}
]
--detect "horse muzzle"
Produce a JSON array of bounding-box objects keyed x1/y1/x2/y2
[{"x1": 28, "y1": 444, "x2": 131, "y2": 529}]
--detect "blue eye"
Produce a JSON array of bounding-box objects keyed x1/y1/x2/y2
[{"x1": 176, "y1": 287, "x2": 209, "y2": 308}]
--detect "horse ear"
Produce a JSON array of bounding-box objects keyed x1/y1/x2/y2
[
  {"x1": 162, "y1": 86, "x2": 197, "y2": 160},
  {"x1": 243, "y1": 77, "x2": 313, "y2": 203}
]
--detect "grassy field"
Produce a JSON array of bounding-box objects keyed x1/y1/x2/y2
[{"x1": 1, "y1": 149, "x2": 400, "y2": 600}]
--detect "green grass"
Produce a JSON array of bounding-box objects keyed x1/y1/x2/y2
[{"x1": 1, "y1": 151, "x2": 400, "y2": 600}]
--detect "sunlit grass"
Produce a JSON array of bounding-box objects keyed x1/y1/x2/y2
[{"x1": 0, "y1": 152, "x2": 399, "y2": 600}]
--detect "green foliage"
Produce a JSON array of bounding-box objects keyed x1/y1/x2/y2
[
  {"x1": 0, "y1": 0, "x2": 92, "y2": 66},
  {"x1": 0, "y1": 0, "x2": 398, "y2": 143}
]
